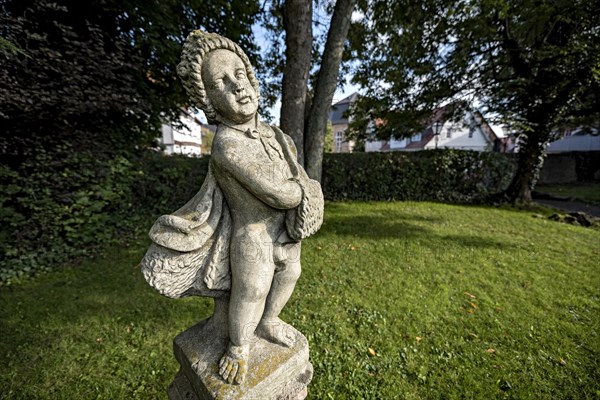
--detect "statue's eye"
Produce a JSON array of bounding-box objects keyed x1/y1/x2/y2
[{"x1": 236, "y1": 70, "x2": 246, "y2": 79}]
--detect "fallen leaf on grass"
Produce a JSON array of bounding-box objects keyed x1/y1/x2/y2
[
  {"x1": 470, "y1": 302, "x2": 478, "y2": 308},
  {"x1": 368, "y1": 348, "x2": 376, "y2": 356},
  {"x1": 415, "y1": 336, "x2": 422, "y2": 342},
  {"x1": 464, "y1": 291, "x2": 476, "y2": 299},
  {"x1": 559, "y1": 358, "x2": 566, "y2": 366},
  {"x1": 486, "y1": 348, "x2": 496, "y2": 354}
]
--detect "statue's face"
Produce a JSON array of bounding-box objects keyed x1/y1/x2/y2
[{"x1": 202, "y1": 49, "x2": 258, "y2": 124}]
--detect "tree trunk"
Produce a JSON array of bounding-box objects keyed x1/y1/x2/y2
[
  {"x1": 280, "y1": 0, "x2": 312, "y2": 165},
  {"x1": 304, "y1": 0, "x2": 357, "y2": 181},
  {"x1": 505, "y1": 130, "x2": 550, "y2": 203}
]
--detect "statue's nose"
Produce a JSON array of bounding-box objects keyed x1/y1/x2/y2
[{"x1": 234, "y1": 83, "x2": 244, "y2": 95}]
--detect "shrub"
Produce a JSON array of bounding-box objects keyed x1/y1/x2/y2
[
  {"x1": 130, "y1": 151, "x2": 210, "y2": 216},
  {"x1": 0, "y1": 144, "x2": 138, "y2": 284},
  {"x1": 0, "y1": 148, "x2": 513, "y2": 285},
  {"x1": 322, "y1": 149, "x2": 515, "y2": 202}
]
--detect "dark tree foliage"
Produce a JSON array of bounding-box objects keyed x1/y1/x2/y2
[
  {"x1": 0, "y1": 0, "x2": 259, "y2": 280},
  {"x1": 1, "y1": 0, "x2": 260, "y2": 159},
  {"x1": 2, "y1": 1, "x2": 146, "y2": 160},
  {"x1": 349, "y1": 0, "x2": 600, "y2": 202}
]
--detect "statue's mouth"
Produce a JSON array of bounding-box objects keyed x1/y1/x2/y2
[{"x1": 237, "y1": 95, "x2": 252, "y2": 104}]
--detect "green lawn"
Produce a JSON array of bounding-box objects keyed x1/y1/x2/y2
[
  {"x1": 1, "y1": 202, "x2": 599, "y2": 399},
  {"x1": 536, "y1": 183, "x2": 600, "y2": 204}
]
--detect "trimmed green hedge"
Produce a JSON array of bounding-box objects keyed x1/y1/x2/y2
[
  {"x1": 131, "y1": 152, "x2": 210, "y2": 216},
  {"x1": 0, "y1": 149, "x2": 513, "y2": 285},
  {"x1": 323, "y1": 150, "x2": 515, "y2": 203},
  {"x1": 132, "y1": 149, "x2": 515, "y2": 207},
  {"x1": 0, "y1": 150, "x2": 208, "y2": 285}
]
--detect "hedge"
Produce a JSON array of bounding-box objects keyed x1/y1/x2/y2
[
  {"x1": 0, "y1": 150, "x2": 208, "y2": 286},
  {"x1": 131, "y1": 149, "x2": 515, "y2": 206},
  {"x1": 322, "y1": 150, "x2": 515, "y2": 203},
  {"x1": 0, "y1": 149, "x2": 513, "y2": 285}
]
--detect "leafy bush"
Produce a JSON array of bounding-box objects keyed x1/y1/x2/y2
[
  {"x1": 130, "y1": 151, "x2": 210, "y2": 216},
  {"x1": 322, "y1": 149, "x2": 515, "y2": 202},
  {"x1": 0, "y1": 148, "x2": 513, "y2": 285},
  {"x1": 0, "y1": 145, "x2": 137, "y2": 285},
  {"x1": 0, "y1": 148, "x2": 208, "y2": 286}
]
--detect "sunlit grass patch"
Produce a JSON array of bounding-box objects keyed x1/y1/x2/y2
[{"x1": 1, "y1": 202, "x2": 598, "y2": 399}]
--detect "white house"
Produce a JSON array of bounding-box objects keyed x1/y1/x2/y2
[
  {"x1": 366, "y1": 108, "x2": 509, "y2": 153},
  {"x1": 160, "y1": 108, "x2": 204, "y2": 157}
]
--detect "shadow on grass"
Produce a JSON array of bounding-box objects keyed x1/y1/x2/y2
[
  {"x1": 320, "y1": 210, "x2": 514, "y2": 250},
  {"x1": 321, "y1": 214, "x2": 431, "y2": 239}
]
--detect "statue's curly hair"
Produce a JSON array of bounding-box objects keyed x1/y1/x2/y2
[{"x1": 177, "y1": 31, "x2": 260, "y2": 124}]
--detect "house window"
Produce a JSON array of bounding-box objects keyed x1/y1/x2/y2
[
  {"x1": 468, "y1": 126, "x2": 475, "y2": 138},
  {"x1": 446, "y1": 127, "x2": 453, "y2": 138},
  {"x1": 412, "y1": 133, "x2": 421, "y2": 142},
  {"x1": 335, "y1": 131, "x2": 344, "y2": 152}
]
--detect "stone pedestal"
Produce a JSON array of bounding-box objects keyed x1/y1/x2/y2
[{"x1": 167, "y1": 298, "x2": 313, "y2": 400}]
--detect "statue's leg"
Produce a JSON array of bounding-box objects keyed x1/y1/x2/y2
[
  {"x1": 219, "y1": 239, "x2": 274, "y2": 385},
  {"x1": 258, "y1": 243, "x2": 301, "y2": 347}
]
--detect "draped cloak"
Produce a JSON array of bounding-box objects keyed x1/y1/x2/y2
[
  {"x1": 140, "y1": 163, "x2": 232, "y2": 298},
  {"x1": 140, "y1": 125, "x2": 309, "y2": 299}
]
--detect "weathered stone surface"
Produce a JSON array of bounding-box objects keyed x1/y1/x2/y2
[
  {"x1": 140, "y1": 30, "x2": 323, "y2": 396},
  {"x1": 168, "y1": 314, "x2": 312, "y2": 400}
]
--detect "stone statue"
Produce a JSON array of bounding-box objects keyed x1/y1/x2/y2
[{"x1": 141, "y1": 31, "x2": 323, "y2": 399}]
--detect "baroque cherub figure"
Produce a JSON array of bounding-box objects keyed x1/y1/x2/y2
[{"x1": 141, "y1": 31, "x2": 323, "y2": 387}]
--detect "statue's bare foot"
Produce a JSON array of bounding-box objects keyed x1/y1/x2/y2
[
  {"x1": 256, "y1": 317, "x2": 296, "y2": 347},
  {"x1": 218, "y1": 342, "x2": 249, "y2": 385}
]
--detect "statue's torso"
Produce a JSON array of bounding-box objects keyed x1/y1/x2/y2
[{"x1": 211, "y1": 125, "x2": 296, "y2": 243}]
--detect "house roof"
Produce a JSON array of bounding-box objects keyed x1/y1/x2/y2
[
  {"x1": 473, "y1": 111, "x2": 500, "y2": 142},
  {"x1": 408, "y1": 107, "x2": 499, "y2": 150},
  {"x1": 406, "y1": 130, "x2": 434, "y2": 149},
  {"x1": 180, "y1": 107, "x2": 204, "y2": 126},
  {"x1": 329, "y1": 93, "x2": 503, "y2": 151},
  {"x1": 330, "y1": 93, "x2": 359, "y2": 125},
  {"x1": 547, "y1": 135, "x2": 600, "y2": 152}
]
